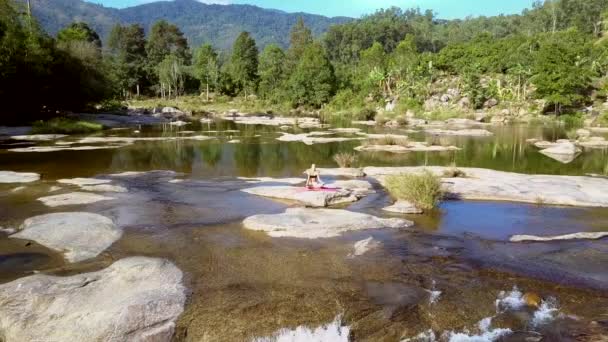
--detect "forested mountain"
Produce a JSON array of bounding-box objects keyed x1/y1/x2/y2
[{"x1": 30, "y1": 0, "x2": 351, "y2": 49}]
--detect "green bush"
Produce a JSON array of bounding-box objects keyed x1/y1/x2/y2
[
  {"x1": 559, "y1": 112, "x2": 584, "y2": 129},
  {"x1": 32, "y1": 118, "x2": 103, "y2": 134},
  {"x1": 333, "y1": 152, "x2": 358, "y2": 168},
  {"x1": 384, "y1": 170, "x2": 443, "y2": 210},
  {"x1": 355, "y1": 107, "x2": 377, "y2": 121}
]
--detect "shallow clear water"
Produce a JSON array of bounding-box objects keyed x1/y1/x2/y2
[{"x1": 0, "y1": 121, "x2": 607, "y2": 341}]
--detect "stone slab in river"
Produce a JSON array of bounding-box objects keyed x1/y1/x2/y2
[
  {"x1": 243, "y1": 208, "x2": 413, "y2": 238},
  {"x1": 37, "y1": 192, "x2": 114, "y2": 207},
  {"x1": 511, "y1": 231, "x2": 608, "y2": 242},
  {"x1": 242, "y1": 186, "x2": 361, "y2": 207},
  {"x1": 58, "y1": 177, "x2": 112, "y2": 186},
  {"x1": 12, "y1": 212, "x2": 122, "y2": 262},
  {"x1": 362, "y1": 166, "x2": 608, "y2": 207},
  {"x1": 0, "y1": 257, "x2": 186, "y2": 342},
  {"x1": 0, "y1": 171, "x2": 40, "y2": 183}
]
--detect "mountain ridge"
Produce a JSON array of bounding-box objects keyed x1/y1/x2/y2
[{"x1": 30, "y1": 0, "x2": 353, "y2": 50}]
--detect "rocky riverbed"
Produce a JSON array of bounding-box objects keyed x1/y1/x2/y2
[{"x1": 1, "y1": 119, "x2": 608, "y2": 341}]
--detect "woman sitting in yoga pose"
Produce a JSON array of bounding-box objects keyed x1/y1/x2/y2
[{"x1": 305, "y1": 164, "x2": 325, "y2": 189}]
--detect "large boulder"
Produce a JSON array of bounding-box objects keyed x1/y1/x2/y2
[
  {"x1": 11, "y1": 212, "x2": 122, "y2": 262},
  {"x1": 539, "y1": 141, "x2": 581, "y2": 164},
  {"x1": 243, "y1": 208, "x2": 413, "y2": 238},
  {"x1": 0, "y1": 171, "x2": 40, "y2": 183},
  {"x1": 0, "y1": 257, "x2": 186, "y2": 342}
]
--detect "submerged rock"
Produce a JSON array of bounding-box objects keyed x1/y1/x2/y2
[
  {"x1": 243, "y1": 208, "x2": 412, "y2": 238},
  {"x1": 277, "y1": 133, "x2": 364, "y2": 145},
  {"x1": 12, "y1": 212, "x2": 122, "y2": 262},
  {"x1": 383, "y1": 201, "x2": 424, "y2": 214},
  {"x1": 242, "y1": 186, "x2": 360, "y2": 207},
  {"x1": 350, "y1": 237, "x2": 380, "y2": 257},
  {"x1": 37, "y1": 192, "x2": 114, "y2": 207},
  {"x1": 0, "y1": 171, "x2": 40, "y2": 183},
  {"x1": 510, "y1": 231, "x2": 608, "y2": 242},
  {"x1": 0, "y1": 257, "x2": 186, "y2": 341}
]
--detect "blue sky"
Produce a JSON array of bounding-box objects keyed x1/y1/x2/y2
[{"x1": 88, "y1": 0, "x2": 537, "y2": 19}]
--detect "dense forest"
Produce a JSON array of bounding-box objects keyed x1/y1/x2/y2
[{"x1": 1, "y1": 0, "x2": 608, "y2": 123}]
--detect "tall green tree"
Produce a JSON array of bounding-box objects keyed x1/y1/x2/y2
[
  {"x1": 193, "y1": 43, "x2": 220, "y2": 100},
  {"x1": 287, "y1": 42, "x2": 336, "y2": 107},
  {"x1": 57, "y1": 22, "x2": 101, "y2": 48},
  {"x1": 157, "y1": 54, "x2": 186, "y2": 98},
  {"x1": 258, "y1": 44, "x2": 286, "y2": 101},
  {"x1": 228, "y1": 31, "x2": 259, "y2": 96},
  {"x1": 285, "y1": 17, "x2": 313, "y2": 71},
  {"x1": 146, "y1": 20, "x2": 189, "y2": 66},
  {"x1": 107, "y1": 23, "x2": 147, "y2": 97}
]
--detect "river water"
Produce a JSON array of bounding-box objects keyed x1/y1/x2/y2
[{"x1": 0, "y1": 121, "x2": 607, "y2": 341}]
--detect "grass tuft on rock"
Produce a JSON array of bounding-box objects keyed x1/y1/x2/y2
[
  {"x1": 334, "y1": 152, "x2": 358, "y2": 168},
  {"x1": 384, "y1": 170, "x2": 443, "y2": 210},
  {"x1": 32, "y1": 118, "x2": 103, "y2": 134}
]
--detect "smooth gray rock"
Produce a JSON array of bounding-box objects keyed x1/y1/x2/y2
[
  {"x1": 511, "y1": 232, "x2": 608, "y2": 242},
  {"x1": 242, "y1": 186, "x2": 360, "y2": 207},
  {"x1": 58, "y1": 178, "x2": 112, "y2": 186},
  {"x1": 361, "y1": 166, "x2": 608, "y2": 207},
  {"x1": 0, "y1": 257, "x2": 186, "y2": 342},
  {"x1": 9, "y1": 134, "x2": 67, "y2": 141},
  {"x1": 0, "y1": 171, "x2": 40, "y2": 183},
  {"x1": 425, "y1": 128, "x2": 494, "y2": 137},
  {"x1": 37, "y1": 192, "x2": 114, "y2": 207},
  {"x1": 12, "y1": 212, "x2": 122, "y2": 262},
  {"x1": 243, "y1": 208, "x2": 413, "y2": 238}
]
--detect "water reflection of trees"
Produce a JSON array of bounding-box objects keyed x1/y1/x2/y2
[{"x1": 107, "y1": 124, "x2": 608, "y2": 177}]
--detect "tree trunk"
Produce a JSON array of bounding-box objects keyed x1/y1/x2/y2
[
  {"x1": 136, "y1": 84, "x2": 140, "y2": 97},
  {"x1": 206, "y1": 83, "x2": 209, "y2": 102}
]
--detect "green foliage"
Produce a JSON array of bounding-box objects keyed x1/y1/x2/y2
[
  {"x1": 146, "y1": 20, "x2": 189, "y2": 68},
  {"x1": 287, "y1": 42, "x2": 336, "y2": 107},
  {"x1": 384, "y1": 171, "x2": 443, "y2": 210},
  {"x1": 57, "y1": 22, "x2": 101, "y2": 48},
  {"x1": 193, "y1": 43, "x2": 220, "y2": 94},
  {"x1": 532, "y1": 30, "x2": 594, "y2": 113},
  {"x1": 286, "y1": 17, "x2": 313, "y2": 71},
  {"x1": 31, "y1": 118, "x2": 103, "y2": 134},
  {"x1": 229, "y1": 31, "x2": 259, "y2": 95},
  {"x1": 107, "y1": 23, "x2": 147, "y2": 97},
  {"x1": 560, "y1": 112, "x2": 585, "y2": 129},
  {"x1": 258, "y1": 44, "x2": 286, "y2": 101}
]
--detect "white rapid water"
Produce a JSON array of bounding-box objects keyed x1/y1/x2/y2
[
  {"x1": 253, "y1": 315, "x2": 350, "y2": 342},
  {"x1": 403, "y1": 286, "x2": 562, "y2": 342}
]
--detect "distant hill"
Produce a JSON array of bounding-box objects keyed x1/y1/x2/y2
[{"x1": 30, "y1": 0, "x2": 352, "y2": 50}]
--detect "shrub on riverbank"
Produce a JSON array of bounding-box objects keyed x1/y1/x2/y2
[
  {"x1": 32, "y1": 118, "x2": 103, "y2": 134},
  {"x1": 385, "y1": 171, "x2": 443, "y2": 210},
  {"x1": 333, "y1": 152, "x2": 358, "y2": 168}
]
